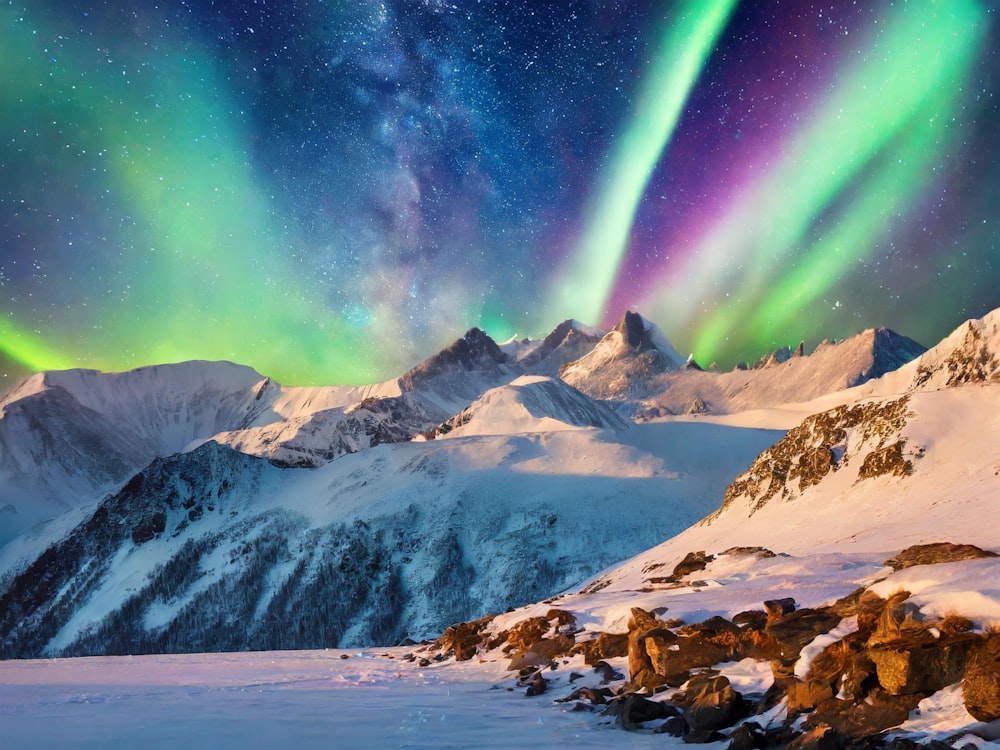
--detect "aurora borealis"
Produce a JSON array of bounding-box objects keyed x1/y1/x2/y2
[{"x1": 1, "y1": 1, "x2": 998, "y2": 386}]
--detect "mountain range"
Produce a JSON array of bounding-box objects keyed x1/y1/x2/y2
[{"x1": 1, "y1": 307, "x2": 996, "y2": 675}]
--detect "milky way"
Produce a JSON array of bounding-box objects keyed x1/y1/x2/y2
[{"x1": 1, "y1": 1, "x2": 997, "y2": 385}]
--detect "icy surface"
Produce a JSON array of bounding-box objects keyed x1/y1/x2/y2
[{"x1": 1, "y1": 651, "x2": 714, "y2": 750}]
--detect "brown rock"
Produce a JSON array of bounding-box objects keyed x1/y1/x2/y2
[
  {"x1": 884, "y1": 542, "x2": 998, "y2": 571},
  {"x1": 766, "y1": 607, "x2": 842, "y2": 660},
  {"x1": 858, "y1": 440, "x2": 912, "y2": 479},
  {"x1": 809, "y1": 688, "x2": 918, "y2": 739},
  {"x1": 671, "y1": 673, "x2": 749, "y2": 732},
  {"x1": 507, "y1": 634, "x2": 575, "y2": 671},
  {"x1": 870, "y1": 634, "x2": 976, "y2": 696},
  {"x1": 964, "y1": 633, "x2": 1000, "y2": 721},
  {"x1": 574, "y1": 631, "x2": 628, "y2": 665},
  {"x1": 437, "y1": 615, "x2": 496, "y2": 661},
  {"x1": 627, "y1": 607, "x2": 674, "y2": 689},
  {"x1": 669, "y1": 550, "x2": 714, "y2": 580},
  {"x1": 733, "y1": 610, "x2": 768, "y2": 629},
  {"x1": 645, "y1": 616, "x2": 745, "y2": 680},
  {"x1": 764, "y1": 598, "x2": 796, "y2": 622},
  {"x1": 504, "y1": 616, "x2": 550, "y2": 654},
  {"x1": 786, "y1": 677, "x2": 835, "y2": 713}
]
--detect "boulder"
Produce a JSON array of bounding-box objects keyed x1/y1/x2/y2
[
  {"x1": 671, "y1": 674, "x2": 749, "y2": 733},
  {"x1": 808, "y1": 688, "x2": 918, "y2": 740},
  {"x1": 764, "y1": 598, "x2": 797, "y2": 622},
  {"x1": 766, "y1": 606, "x2": 842, "y2": 661},
  {"x1": 574, "y1": 631, "x2": 628, "y2": 665},
  {"x1": 507, "y1": 633, "x2": 575, "y2": 671},
  {"x1": 670, "y1": 550, "x2": 715, "y2": 581},
  {"x1": 884, "y1": 542, "x2": 997, "y2": 571},
  {"x1": 964, "y1": 633, "x2": 1000, "y2": 721},
  {"x1": 870, "y1": 634, "x2": 976, "y2": 696},
  {"x1": 644, "y1": 616, "x2": 746, "y2": 682},
  {"x1": 627, "y1": 607, "x2": 675, "y2": 689}
]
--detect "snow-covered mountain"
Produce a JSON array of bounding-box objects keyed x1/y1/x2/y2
[
  {"x1": 420, "y1": 309, "x2": 1000, "y2": 747},
  {"x1": 628, "y1": 326, "x2": 926, "y2": 418},
  {"x1": 560, "y1": 311, "x2": 689, "y2": 399},
  {"x1": 427, "y1": 375, "x2": 631, "y2": 438},
  {"x1": 515, "y1": 319, "x2": 607, "y2": 376},
  {"x1": 0, "y1": 417, "x2": 783, "y2": 658},
  {"x1": 0, "y1": 307, "x2": 941, "y2": 661}
]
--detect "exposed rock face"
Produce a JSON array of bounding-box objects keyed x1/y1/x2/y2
[
  {"x1": 401, "y1": 328, "x2": 508, "y2": 390},
  {"x1": 711, "y1": 396, "x2": 913, "y2": 519},
  {"x1": 910, "y1": 312, "x2": 1000, "y2": 390},
  {"x1": 858, "y1": 440, "x2": 912, "y2": 479},
  {"x1": 943, "y1": 321, "x2": 1000, "y2": 386}
]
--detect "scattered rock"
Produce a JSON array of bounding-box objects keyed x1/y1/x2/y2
[
  {"x1": 437, "y1": 615, "x2": 496, "y2": 661},
  {"x1": 653, "y1": 715, "x2": 686, "y2": 736},
  {"x1": 592, "y1": 660, "x2": 624, "y2": 684},
  {"x1": 524, "y1": 673, "x2": 547, "y2": 697},
  {"x1": 670, "y1": 550, "x2": 715, "y2": 581},
  {"x1": 720, "y1": 546, "x2": 777, "y2": 559},
  {"x1": 726, "y1": 721, "x2": 768, "y2": 750}
]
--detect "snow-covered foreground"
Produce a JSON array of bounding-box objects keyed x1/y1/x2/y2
[
  {"x1": 3, "y1": 642, "x2": 999, "y2": 750},
  {"x1": 1, "y1": 650, "x2": 684, "y2": 750}
]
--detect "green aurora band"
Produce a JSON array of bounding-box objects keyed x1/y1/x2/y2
[
  {"x1": 550, "y1": 0, "x2": 740, "y2": 324},
  {"x1": 0, "y1": 6, "x2": 425, "y2": 384},
  {"x1": 643, "y1": 0, "x2": 988, "y2": 363}
]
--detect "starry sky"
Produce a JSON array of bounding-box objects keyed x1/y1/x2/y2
[{"x1": 1, "y1": 0, "x2": 998, "y2": 386}]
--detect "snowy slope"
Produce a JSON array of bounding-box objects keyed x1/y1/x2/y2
[
  {"x1": 0, "y1": 417, "x2": 782, "y2": 658},
  {"x1": 429, "y1": 375, "x2": 631, "y2": 438},
  {"x1": 0, "y1": 328, "x2": 528, "y2": 543}
]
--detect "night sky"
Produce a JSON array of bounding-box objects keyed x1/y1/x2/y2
[{"x1": 2, "y1": 0, "x2": 998, "y2": 386}]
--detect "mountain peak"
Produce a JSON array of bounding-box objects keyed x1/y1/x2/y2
[
  {"x1": 518, "y1": 319, "x2": 606, "y2": 376},
  {"x1": 401, "y1": 328, "x2": 507, "y2": 386},
  {"x1": 559, "y1": 311, "x2": 687, "y2": 399}
]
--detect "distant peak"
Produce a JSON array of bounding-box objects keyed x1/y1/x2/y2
[{"x1": 614, "y1": 310, "x2": 652, "y2": 349}]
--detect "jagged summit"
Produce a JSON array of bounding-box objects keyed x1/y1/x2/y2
[
  {"x1": 862, "y1": 309, "x2": 1000, "y2": 395},
  {"x1": 400, "y1": 328, "x2": 508, "y2": 390},
  {"x1": 517, "y1": 319, "x2": 606, "y2": 376},
  {"x1": 559, "y1": 311, "x2": 688, "y2": 399}
]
